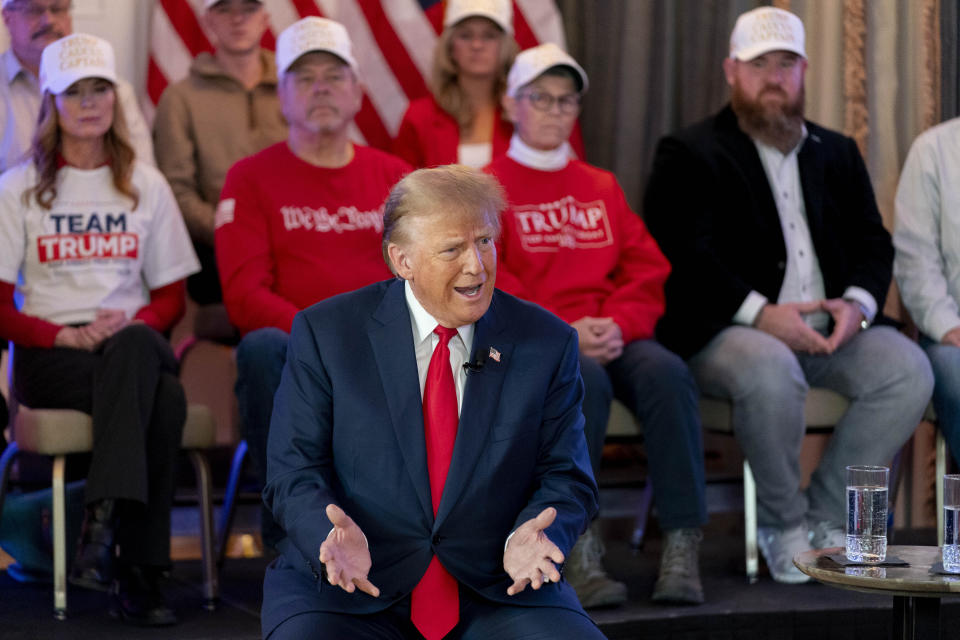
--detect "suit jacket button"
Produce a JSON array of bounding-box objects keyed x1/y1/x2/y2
[
  {"x1": 432, "y1": 534, "x2": 441, "y2": 545},
  {"x1": 777, "y1": 260, "x2": 786, "y2": 270}
]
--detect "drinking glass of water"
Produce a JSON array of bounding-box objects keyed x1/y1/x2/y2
[
  {"x1": 846, "y1": 465, "x2": 888, "y2": 563},
  {"x1": 943, "y1": 474, "x2": 960, "y2": 573}
]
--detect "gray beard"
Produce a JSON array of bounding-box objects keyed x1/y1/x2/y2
[{"x1": 731, "y1": 83, "x2": 805, "y2": 154}]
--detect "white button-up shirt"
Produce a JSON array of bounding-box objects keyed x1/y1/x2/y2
[
  {"x1": 733, "y1": 129, "x2": 877, "y2": 329},
  {"x1": 405, "y1": 280, "x2": 473, "y2": 415},
  {"x1": 0, "y1": 48, "x2": 40, "y2": 174},
  {"x1": 894, "y1": 117, "x2": 960, "y2": 341}
]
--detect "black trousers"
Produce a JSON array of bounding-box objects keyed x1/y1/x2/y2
[
  {"x1": 13, "y1": 324, "x2": 185, "y2": 566},
  {"x1": 187, "y1": 241, "x2": 222, "y2": 305}
]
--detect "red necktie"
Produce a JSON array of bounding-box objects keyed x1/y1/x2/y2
[{"x1": 411, "y1": 326, "x2": 460, "y2": 639}]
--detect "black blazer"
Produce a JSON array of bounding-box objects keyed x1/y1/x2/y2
[{"x1": 644, "y1": 105, "x2": 892, "y2": 358}]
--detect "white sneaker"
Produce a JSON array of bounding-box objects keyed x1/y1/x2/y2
[
  {"x1": 757, "y1": 524, "x2": 812, "y2": 584},
  {"x1": 809, "y1": 521, "x2": 845, "y2": 550}
]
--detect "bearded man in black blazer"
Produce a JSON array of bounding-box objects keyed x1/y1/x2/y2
[{"x1": 645, "y1": 7, "x2": 933, "y2": 584}]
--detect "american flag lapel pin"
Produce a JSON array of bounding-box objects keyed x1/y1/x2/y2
[{"x1": 488, "y1": 347, "x2": 501, "y2": 363}]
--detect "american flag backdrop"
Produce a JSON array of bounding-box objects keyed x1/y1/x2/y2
[{"x1": 147, "y1": 0, "x2": 568, "y2": 151}]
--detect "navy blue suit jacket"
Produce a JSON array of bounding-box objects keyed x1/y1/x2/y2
[{"x1": 260, "y1": 279, "x2": 598, "y2": 636}]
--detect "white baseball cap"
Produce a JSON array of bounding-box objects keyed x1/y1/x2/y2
[
  {"x1": 444, "y1": 0, "x2": 512, "y2": 35},
  {"x1": 729, "y1": 7, "x2": 805, "y2": 61},
  {"x1": 40, "y1": 33, "x2": 117, "y2": 95},
  {"x1": 203, "y1": 0, "x2": 262, "y2": 10},
  {"x1": 275, "y1": 17, "x2": 359, "y2": 77},
  {"x1": 506, "y1": 43, "x2": 588, "y2": 98}
]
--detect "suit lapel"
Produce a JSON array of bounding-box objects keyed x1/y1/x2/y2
[
  {"x1": 797, "y1": 128, "x2": 825, "y2": 238},
  {"x1": 715, "y1": 109, "x2": 782, "y2": 238},
  {"x1": 368, "y1": 280, "x2": 433, "y2": 523},
  {"x1": 434, "y1": 294, "x2": 512, "y2": 529}
]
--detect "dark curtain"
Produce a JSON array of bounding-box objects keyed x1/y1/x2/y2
[
  {"x1": 944, "y1": 0, "x2": 959, "y2": 120},
  {"x1": 557, "y1": 0, "x2": 763, "y2": 214}
]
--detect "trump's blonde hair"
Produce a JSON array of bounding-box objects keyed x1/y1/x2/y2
[{"x1": 382, "y1": 165, "x2": 505, "y2": 274}]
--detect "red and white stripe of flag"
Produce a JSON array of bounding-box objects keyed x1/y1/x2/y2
[{"x1": 147, "y1": 0, "x2": 567, "y2": 151}]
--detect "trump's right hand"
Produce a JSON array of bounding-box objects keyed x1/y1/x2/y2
[{"x1": 318, "y1": 504, "x2": 380, "y2": 597}]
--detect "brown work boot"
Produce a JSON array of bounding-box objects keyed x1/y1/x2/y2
[
  {"x1": 652, "y1": 528, "x2": 704, "y2": 604},
  {"x1": 565, "y1": 523, "x2": 627, "y2": 608}
]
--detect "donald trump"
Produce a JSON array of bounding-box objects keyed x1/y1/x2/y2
[{"x1": 260, "y1": 165, "x2": 606, "y2": 639}]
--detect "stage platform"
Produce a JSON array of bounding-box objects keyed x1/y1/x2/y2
[{"x1": 1, "y1": 486, "x2": 958, "y2": 639}]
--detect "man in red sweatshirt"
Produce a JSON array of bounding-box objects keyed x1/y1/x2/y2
[
  {"x1": 215, "y1": 16, "x2": 410, "y2": 550},
  {"x1": 486, "y1": 44, "x2": 707, "y2": 606}
]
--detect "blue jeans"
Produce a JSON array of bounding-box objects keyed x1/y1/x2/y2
[
  {"x1": 579, "y1": 339, "x2": 707, "y2": 530},
  {"x1": 235, "y1": 327, "x2": 289, "y2": 549},
  {"x1": 920, "y1": 334, "x2": 960, "y2": 468},
  {"x1": 688, "y1": 325, "x2": 933, "y2": 528}
]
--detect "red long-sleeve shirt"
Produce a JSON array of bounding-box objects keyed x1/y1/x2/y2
[
  {"x1": 0, "y1": 279, "x2": 186, "y2": 347},
  {"x1": 215, "y1": 143, "x2": 411, "y2": 335},
  {"x1": 486, "y1": 156, "x2": 670, "y2": 344}
]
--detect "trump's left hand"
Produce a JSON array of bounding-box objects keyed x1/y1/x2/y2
[{"x1": 503, "y1": 507, "x2": 564, "y2": 595}]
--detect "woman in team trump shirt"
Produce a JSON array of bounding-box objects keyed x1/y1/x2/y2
[{"x1": 0, "y1": 35, "x2": 198, "y2": 627}]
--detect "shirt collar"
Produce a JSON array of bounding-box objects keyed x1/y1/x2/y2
[
  {"x1": 753, "y1": 123, "x2": 809, "y2": 160},
  {"x1": 3, "y1": 49, "x2": 34, "y2": 87},
  {"x1": 507, "y1": 133, "x2": 571, "y2": 171},
  {"x1": 404, "y1": 279, "x2": 475, "y2": 351}
]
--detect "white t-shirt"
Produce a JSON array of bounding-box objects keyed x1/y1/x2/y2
[{"x1": 0, "y1": 160, "x2": 199, "y2": 325}]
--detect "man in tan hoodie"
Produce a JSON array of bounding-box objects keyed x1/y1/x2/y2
[{"x1": 153, "y1": 0, "x2": 287, "y2": 308}]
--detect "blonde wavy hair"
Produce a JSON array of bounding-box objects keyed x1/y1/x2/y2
[
  {"x1": 430, "y1": 22, "x2": 519, "y2": 129},
  {"x1": 25, "y1": 88, "x2": 139, "y2": 211}
]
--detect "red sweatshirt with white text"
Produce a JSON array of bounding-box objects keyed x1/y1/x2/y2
[
  {"x1": 216, "y1": 143, "x2": 410, "y2": 335},
  {"x1": 486, "y1": 156, "x2": 670, "y2": 344}
]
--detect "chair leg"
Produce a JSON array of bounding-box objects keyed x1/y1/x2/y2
[
  {"x1": 52, "y1": 455, "x2": 67, "y2": 620},
  {"x1": 630, "y1": 480, "x2": 654, "y2": 550},
  {"x1": 217, "y1": 440, "x2": 249, "y2": 568},
  {"x1": 937, "y1": 430, "x2": 947, "y2": 547},
  {"x1": 0, "y1": 442, "x2": 21, "y2": 519},
  {"x1": 743, "y1": 460, "x2": 759, "y2": 584},
  {"x1": 186, "y1": 449, "x2": 218, "y2": 610}
]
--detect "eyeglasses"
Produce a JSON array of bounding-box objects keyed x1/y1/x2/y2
[
  {"x1": 518, "y1": 90, "x2": 580, "y2": 115},
  {"x1": 6, "y1": 1, "x2": 71, "y2": 19}
]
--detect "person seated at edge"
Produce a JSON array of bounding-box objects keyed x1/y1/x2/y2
[
  {"x1": 643, "y1": 7, "x2": 933, "y2": 583},
  {"x1": 487, "y1": 43, "x2": 708, "y2": 607},
  {"x1": 893, "y1": 118, "x2": 960, "y2": 469},
  {"x1": 0, "y1": 34, "x2": 199, "y2": 625},
  {"x1": 153, "y1": 0, "x2": 287, "y2": 309},
  {"x1": 260, "y1": 164, "x2": 606, "y2": 639},
  {"x1": 391, "y1": 0, "x2": 519, "y2": 169},
  {"x1": 215, "y1": 16, "x2": 411, "y2": 552}
]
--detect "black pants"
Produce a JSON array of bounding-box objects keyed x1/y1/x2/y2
[
  {"x1": 187, "y1": 241, "x2": 222, "y2": 305},
  {"x1": 13, "y1": 324, "x2": 186, "y2": 566}
]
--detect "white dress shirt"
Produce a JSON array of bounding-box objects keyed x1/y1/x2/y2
[
  {"x1": 894, "y1": 116, "x2": 960, "y2": 341},
  {"x1": 405, "y1": 280, "x2": 474, "y2": 414},
  {"x1": 733, "y1": 128, "x2": 877, "y2": 329}
]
